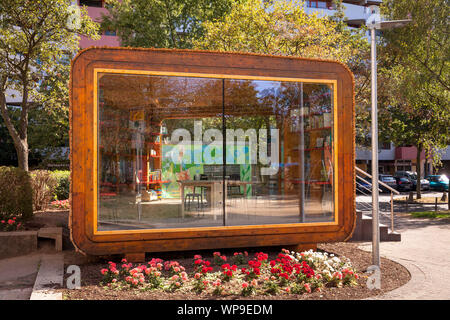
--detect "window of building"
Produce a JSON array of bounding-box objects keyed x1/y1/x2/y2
[
  {"x1": 104, "y1": 30, "x2": 117, "y2": 36},
  {"x1": 79, "y1": 0, "x2": 103, "y2": 7},
  {"x1": 307, "y1": 1, "x2": 330, "y2": 9}
]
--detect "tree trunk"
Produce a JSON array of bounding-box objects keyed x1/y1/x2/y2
[
  {"x1": 0, "y1": 90, "x2": 29, "y2": 171},
  {"x1": 416, "y1": 144, "x2": 422, "y2": 199},
  {"x1": 15, "y1": 139, "x2": 29, "y2": 171}
]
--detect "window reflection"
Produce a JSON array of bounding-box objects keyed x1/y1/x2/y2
[{"x1": 97, "y1": 73, "x2": 334, "y2": 231}]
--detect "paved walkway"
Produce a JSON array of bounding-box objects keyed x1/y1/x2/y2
[
  {"x1": 358, "y1": 213, "x2": 450, "y2": 300},
  {"x1": 0, "y1": 253, "x2": 41, "y2": 300},
  {"x1": 0, "y1": 249, "x2": 64, "y2": 300}
]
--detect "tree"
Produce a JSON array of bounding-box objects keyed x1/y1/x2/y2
[
  {"x1": 193, "y1": 0, "x2": 371, "y2": 144},
  {"x1": 194, "y1": 0, "x2": 368, "y2": 63},
  {"x1": 0, "y1": 0, "x2": 99, "y2": 171},
  {"x1": 381, "y1": 0, "x2": 449, "y2": 108},
  {"x1": 101, "y1": 0, "x2": 234, "y2": 49},
  {"x1": 379, "y1": 97, "x2": 448, "y2": 198},
  {"x1": 378, "y1": 0, "x2": 450, "y2": 197}
]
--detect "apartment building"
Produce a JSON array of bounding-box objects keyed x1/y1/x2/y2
[{"x1": 77, "y1": 0, "x2": 120, "y2": 48}]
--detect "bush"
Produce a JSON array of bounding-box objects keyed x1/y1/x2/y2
[
  {"x1": 0, "y1": 166, "x2": 33, "y2": 220},
  {"x1": 50, "y1": 170, "x2": 70, "y2": 200},
  {"x1": 30, "y1": 170, "x2": 57, "y2": 211}
]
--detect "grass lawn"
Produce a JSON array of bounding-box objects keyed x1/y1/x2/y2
[{"x1": 409, "y1": 210, "x2": 450, "y2": 219}]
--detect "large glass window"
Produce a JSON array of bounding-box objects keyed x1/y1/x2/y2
[{"x1": 97, "y1": 72, "x2": 334, "y2": 231}]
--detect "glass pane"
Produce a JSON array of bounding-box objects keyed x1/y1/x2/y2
[
  {"x1": 97, "y1": 73, "x2": 224, "y2": 231},
  {"x1": 97, "y1": 72, "x2": 335, "y2": 231},
  {"x1": 317, "y1": 1, "x2": 328, "y2": 9},
  {"x1": 224, "y1": 80, "x2": 334, "y2": 226},
  {"x1": 302, "y1": 83, "x2": 334, "y2": 222}
]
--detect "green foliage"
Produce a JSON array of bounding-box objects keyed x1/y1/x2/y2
[
  {"x1": 0, "y1": 0, "x2": 100, "y2": 170},
  {"x1": 50, "y1": 170, "x2": 70, "y2": 200},
  {"x1": 28, "y1": 106, "x2": 69, "y2": 151},
  {"x1": 409, "y1": 211, "x2": 450, "y2": 219},
  {"x1": 381, "y1": 0, "x2": 449, "y2": 110},
  {"x1": 378, "y1": 0, "x2": 450, "y2": 164},
  {"x1": 30, "y1": 170, "x2": 57, "y2": 211},
  {"x1": 0, "y1": 114, "x2": 17, "y2": 166},
  {"x1": 0, "y1": 104, "x2": 68, "y2": 167},
  {"x1": 101, "y1": 0, "x2": 234, "y2": 48},
  {"x1": 193, "y1": 0, "x2": 368, "y2": 66},
  {"x1": 0, "y1": 166, "x2": 33, "y2": 220},
  {"x1": 192, "y1": 0, "x2": 370, "y2": 147}
]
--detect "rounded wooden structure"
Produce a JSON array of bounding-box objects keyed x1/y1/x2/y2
[{"x1": 70, "y1": 47, "x2": 355, "y2": 255}]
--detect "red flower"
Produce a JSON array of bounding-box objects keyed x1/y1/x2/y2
[
  {"x1": 280, "y1": 273, "x2": 289, "y2": 280},
  {"x1": 255, "y1": 252, "x2": 268, "y2": 261},
  {"x1": 271, "y1": 267, "x2": 280, "y2": 274}
]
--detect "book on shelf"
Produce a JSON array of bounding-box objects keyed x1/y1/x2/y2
[{"x1": 323, "y1": 113, "x2": 332, "y2": 127}]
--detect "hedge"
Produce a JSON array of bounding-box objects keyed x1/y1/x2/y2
[
  {"x1": 30, "y1": 170, "x2": 57, "y2": 211},
  {"x1": 0, "y1": 166, "x2": 33, "y2": 220},
  {"x1": 50, "y1": 170, "x2": 70, "y2": 200}
]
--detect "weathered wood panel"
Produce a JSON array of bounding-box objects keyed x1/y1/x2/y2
[{"x1": 70, "y1": 47, "x2": 355, "y2": 255}]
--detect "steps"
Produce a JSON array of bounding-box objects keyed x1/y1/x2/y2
[{"x1": 350, "y1": 210, "x2": 401, "y2": 242}]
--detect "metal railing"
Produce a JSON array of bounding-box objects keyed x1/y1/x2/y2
[{"x1": 355, "y1": 166, "x2": 400, "y2": 232}]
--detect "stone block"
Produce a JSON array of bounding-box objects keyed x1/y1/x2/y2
[
  {"x1": 38, "y1": 227, "x2": 62, "y2": 252},
  {"x1": 0, "y1": 231, "x2": 38, "y2": 259}
]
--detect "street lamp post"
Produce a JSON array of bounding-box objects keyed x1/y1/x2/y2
[{"x1": 367, "y1": 18, "x2": 411, "y2": 268}]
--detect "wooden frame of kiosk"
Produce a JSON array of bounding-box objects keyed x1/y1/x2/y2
[{"x1": 70, "y1": 47, "x2": 355, "y2": 258}]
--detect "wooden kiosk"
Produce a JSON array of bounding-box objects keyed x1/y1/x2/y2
[{"x1": 70, "y1": 48, "x2": 355, "y2": 257}]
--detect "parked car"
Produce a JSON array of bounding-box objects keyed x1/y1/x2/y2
[
  {"x1": 378, "y1": 174, "x2": 397, "y2": 193},
  {"x1": 424, "y1": 175, "x2": 449, "y2": 191},
  {"x1": 394, "y1": 171, "x2": 430, "y2": 191},
  {"x1": 394, "y1": 177, "x2": 413, "y2": 192},
  {"x1": 356, "y1": 176, "x2": 371, "y2": 194}
]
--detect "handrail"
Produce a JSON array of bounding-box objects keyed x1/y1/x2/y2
[
  {"x1": 356, "y1": 176, "x2": 382, "y2": 193},
  {"x1": 355, "y1": 166, "x2": 400, "y2": 195}
]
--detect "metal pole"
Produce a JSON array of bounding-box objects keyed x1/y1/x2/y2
[
  {"x1": 390, "y1": 192, "x2": 394, "y2": 232},
  {"x1": 370, "y1": 26, "x2": 380, "y2": 267},
  {"x1": 299, "y1": 83, "x2": 305, "y2": 222}
]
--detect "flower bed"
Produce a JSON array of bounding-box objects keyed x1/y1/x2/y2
[
  {"x1": 49, "y1": 199, "x2": 70, "y2": 210},
  {"x1": 97, "y1": 249, "x2": 359, "y2": 297},
  {"x1": 0, "y1": 216, "x2": 23, "y2": 232}
]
